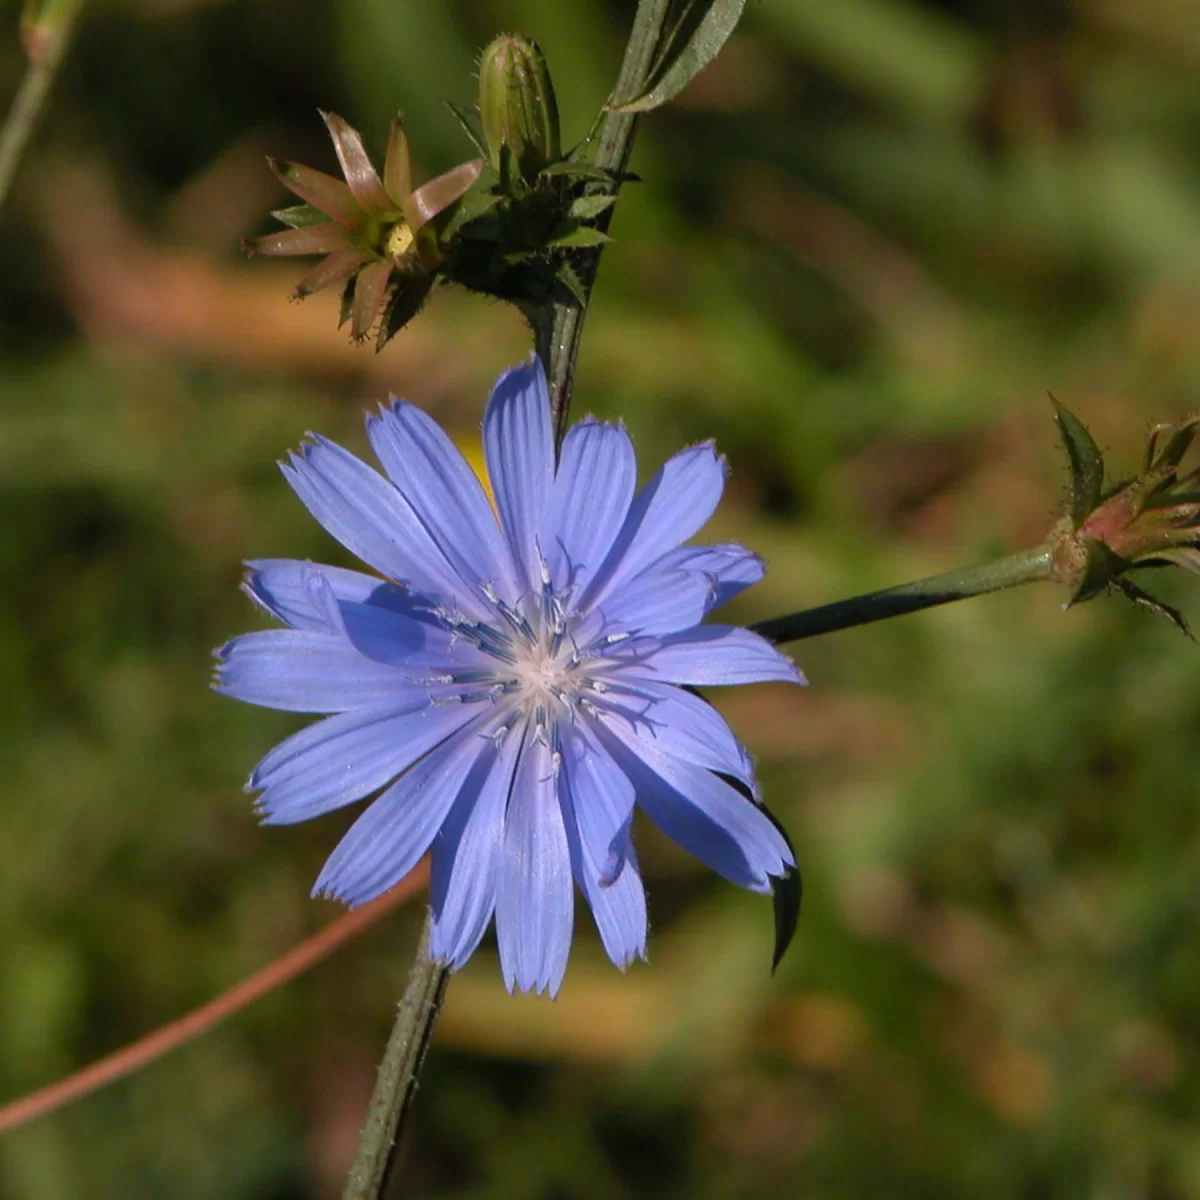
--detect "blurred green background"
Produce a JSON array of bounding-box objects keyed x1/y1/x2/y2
[{"x1": 5, "y1": 0, "x2": 1200, "y2": 1196}]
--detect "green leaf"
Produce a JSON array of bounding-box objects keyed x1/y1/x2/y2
[
  {"x1": 271, "y1": 203, "x2": 329, "y2": 229},
  {"x1": 609, "y1": 0, "x2": 747, "y2": 115},
  {"x1": 1050, "y1": 395, "x2": 1105, "y2": 526},
  {"x1": 762, "y1": 805, "x2": 801, "y2": 973},
  {"x1": 444, "y1": 100, "x2": 488, "y2": 158},
  {"x1": 337, "y1": 277, "x2": 355, "y2": 330},
  {"x1": 568, "y1": 194, "x2": 616, "y2": 220},
  {"x1": 546, "y1": 225, "x2": 612, "y2": 249}
]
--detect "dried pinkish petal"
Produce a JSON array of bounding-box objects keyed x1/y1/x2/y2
[
  {"x1": 321, "y1": 111, "x2": 393, "y2": 217},
  {"x1": 291, "y1": 250, "x2": 373, "y2": 300},
  {"x1": 405, "y1": 159, "x2": 484, "y2": 232},
  {"x1": 349, "y1": 258, "x2": 394, "y2": 341},
  {"x1": 247, "y1": 224, "x2": 356, "y2": 257},
  {"x1": 383, "y1": 119, "x2": 413, "y2": 207},
  {"x1": 268, "y1": 159, "x2": 361, "y2": 228}
]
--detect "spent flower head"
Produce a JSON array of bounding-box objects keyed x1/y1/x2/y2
[
  {"x1": 1051, "y1": 401, "x2": 1200, "y2": 632},
  {"x1": 245, "y1": 111, "x2": 483, "y2": 348},
  {"x1": 215, "y1": 360, "x2": 802, "y2": 995}
]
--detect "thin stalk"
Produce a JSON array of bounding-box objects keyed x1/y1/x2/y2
[
  {"x1": 752, "y1": 545, "x2": 1055, "y2": 645},
  {"x1": 340, "y1": 6, "x2": 676, "y2": 1197},
  {"x1": 340, "y1": 917, "x2": 448, "y2": 1200},
  {"x1": 0, "y1": 0, "x2": 83, "y2": 212},
  {"x1": 547, "y1": 0, "x2": 671, "y2": 447}
]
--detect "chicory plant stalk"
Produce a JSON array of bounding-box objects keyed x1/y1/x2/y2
[{"x1": 340, "y1": 4, "x2": 674, "y2": 1197}]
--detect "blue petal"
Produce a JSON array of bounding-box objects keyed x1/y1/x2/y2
[
  {"x1": 560, "y1": 724, "x2": 636, "y2": 883},
  {"x1": 561, "y1": 790, "x2": 647, "y2": 970},
  {"x1": 496, "y1": 730, "x2": 574, "y2": 996},
  {"x1": 635, "y1": 625, "x2": 805, "y2": 686},
  {"x1": 429, "y1": 731, "x2": 522, "y2": 969},
  {"x1": 542, "y1": 419, "x2": 635, "y2": 594},
  {"x1": 596, "y1": 678, "x2": 757, "y2": 797},
  {"x1": 282, "y1": 437, "x2": 491, "y2": 619},
  {"x1": 560, "y1": 728, "x2": 647, "y2": 968},
  {"x1": 483, "y1": 362, "x2": 554, "y2": 594},
  {"x1": 252, "y1": 698, "x2": 487, "y2": 825},
  {"x1": 599, "y1": 721, "x2": 793, "y2": 892},
  {"x1": 582, "y1": 442, "x2": 727, "y2": 610},
  {"x1": 214, "y1": 630, "x2": 413, "y2": 712},
  {"x1": 246, "y1": 559, "x2": 477, "y2": 673},
  {"x1": 655, "y1": 544, "x2": 764, "y2": 612},
  {"x1": 245, "y1": 559, "x2": 404, "y2": 631},
  {"x1": 312, "y1": 712, "x2": 495, "y2": 906},
  {"x1": 366, "y1": 399, "x2": 519, "y2": 601},
  {"x1": 594, "y1": 566, "x2": 714, "y2": 637}
]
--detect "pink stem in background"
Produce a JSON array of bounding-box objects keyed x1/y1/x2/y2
[{"x1": 0, "y1": 864, "x2": 430, "y2": 1136}]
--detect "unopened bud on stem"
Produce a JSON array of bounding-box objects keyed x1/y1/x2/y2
[{"x1": 478, "y1": 34, "x2": 561, "y2": 183}]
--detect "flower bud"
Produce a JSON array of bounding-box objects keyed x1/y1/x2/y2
[{"x1": 478, "y1": 35, "x2": 561, "y2": 184}]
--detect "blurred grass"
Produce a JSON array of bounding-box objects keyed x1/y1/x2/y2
[{"x1": 4, "y1": 0, "x2": 1200, "y2": 1197}]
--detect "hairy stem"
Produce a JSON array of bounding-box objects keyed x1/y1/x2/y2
[
  {"x1": 752, "y1": 545, "x2": 1055, "y2": 645},
  {"x1": 340, "y1": 917, "x2": 448, "y2": 1200},
  {"x1": 0, "y1": 0, "x2": 83, "y2": 212},
  {"x1": 548, "y1": 0, "x2": 671, "y2": 447}
]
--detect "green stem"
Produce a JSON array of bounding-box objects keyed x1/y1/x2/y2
[
  {"x1": 547, "y1": 0, "x2": 671, "y2": 448},
  {"x1": 0, "y1": 0, "x2": 83, "y2": 213},
  {"x1": 340, "y1": 916, "x2": 448, "y2": 1200},
  {"x1": 751, "y1": 544, "x2": 1055, "y2": 645},
  {"x1": 341, "y1": 6, "x2": 676, "y2": 1197}
]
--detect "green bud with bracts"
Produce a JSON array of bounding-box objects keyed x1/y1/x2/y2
[{"x1": 478, "y1": 34, "x2": 561, "y2": 188}]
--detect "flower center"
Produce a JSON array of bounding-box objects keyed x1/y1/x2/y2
[
  {"x1": 386, "y1": 221, "x2": 416, "y2": 260},
  {"x1": 510, "y1": 639, "x2": 575, "y2": 712}
]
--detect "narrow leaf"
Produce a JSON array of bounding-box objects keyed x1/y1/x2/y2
[
  {"x1": 610, "y1": 0, "x2": 747, "y2": 115},
  {"x1": 1050, "y1": 395, "x2": 1105, "y2": 526}
]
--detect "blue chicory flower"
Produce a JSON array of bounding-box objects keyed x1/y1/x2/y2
[{"x1": 216, "y1": 359, "x2": 803, "y2": 995}]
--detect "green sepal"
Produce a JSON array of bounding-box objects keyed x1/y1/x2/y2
[
  {"x1": 1067, "y1": 537, "x2": 1124, "y2": 606},
  {"x1": 271, "y1": 203, "x2": 329, "y2": 229},
  {"x1": 568, "y1": 194, "x2": 616, "y2": 221},
  {"x1": 1051, "y1": 396, "x2": 1106, "y2": 526},
  {"x1": 441, "y1": 188, "x2": 502, "y2": 241},
  {"x1": 609, "y1": 0, "x2": 747, "y2": 114},
  {"x1": 376, "y1": 275, "x2": 435, "y2": 352},
  {"x1": 337, "y1": 277, "x2": 355, "y2": 330},
  {"x1": 444, "y1": 100, "x2": 488, "y2": 158},
  {"x1": 546, "y1": 224, "x2": 612, "y2": 249},
  {"x1": 554, "y1": 262, "x2": 588, "y2": 307},
  {"x1": 1112, "y1": 576, "x2": 1195, "y2": 641},
  {"x1": 540, "y1": 160, "x2": 619, "y2": 183},
  {"x1": 761, "y1": 804, "x2": 802, "y2": 973}
]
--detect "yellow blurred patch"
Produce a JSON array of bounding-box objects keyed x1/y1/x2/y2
[{"x1": 452, "y1": 432, "x2": 494, "y2": 506}]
